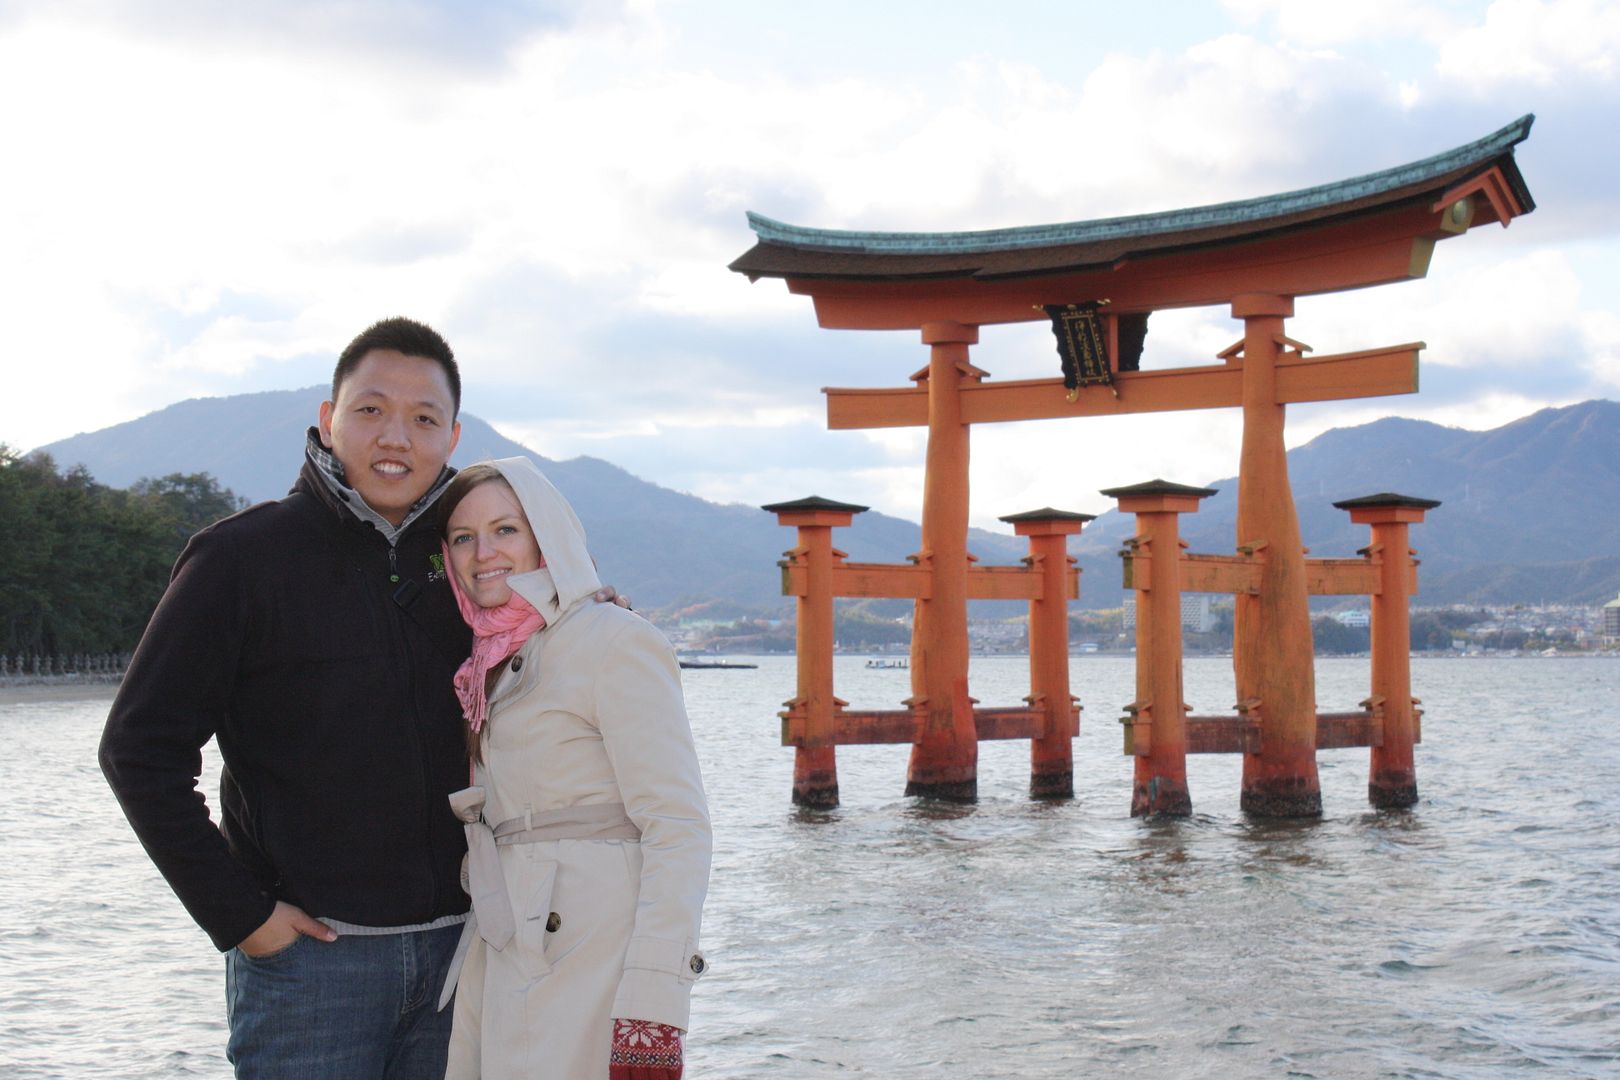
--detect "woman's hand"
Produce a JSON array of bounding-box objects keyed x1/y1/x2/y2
[
  {"x1": 609, "y1": 1018, "x2": 682, "y2": 1079},
  {"x1": 594, "y1": 584, "x2": 632, "y2": 610},
  {"x1": 236, "y1": 900, "x2": 336, "y2": 957}
]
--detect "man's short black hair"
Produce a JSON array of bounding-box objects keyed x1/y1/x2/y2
[{"x1": 333, "y1": 317, "x2": 462, "y2": 417}]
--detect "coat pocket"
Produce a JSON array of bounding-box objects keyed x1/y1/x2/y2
[{"x1": 512, "y1": 859, "x2": 559, "y2": 982}]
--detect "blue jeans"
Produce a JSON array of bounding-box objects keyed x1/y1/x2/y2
[{"x1": 225, "y1": 923, "x2": 462, "y2": 1080}]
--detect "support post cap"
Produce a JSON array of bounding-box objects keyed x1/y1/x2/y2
[
  {"x1": 1100, "y1": 479, "x2": 1218, "y2": 515},
  {"x1": 761, "y1": 495, "x2": 869, "y2": 527},
  {"x1": 999, "y1": 506, "x2": 1095, "y2": 537},
  {"x1": 1231, "y1": 293, "x2": 1295, "y2": 318},
  {"x1": 1331, "y1": 492, "x2": 1441, "y2": 511},
  {"x1": 920, "y1": 321, "x2": 979, "y2": 345},
  {"x1": 1332, "y1": 492, "x2": 1440, "y2": 525}
]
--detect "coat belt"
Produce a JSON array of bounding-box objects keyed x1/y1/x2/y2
[{"x1": 438, "y1": 787, "x2": 640, "y2": 1010}]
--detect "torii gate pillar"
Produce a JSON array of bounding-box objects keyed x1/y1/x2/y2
[
  {"x1": 1232, "y1": 294, "x2": 1321, "y2": 816},
  {"x1": 765, "y1": 497, "x2": 866, "y2": 808},
  {"x1": 1108, "y1": 480, "x2": 1217, "y2": 816},
  {"x1": 1004, "y1": 508, "x2": 1091, "y2": 799},
  {"x1": 906, "y1": 321, "x2": 980, "y2": 800},
  {"x1": 1338, "y1": 494, "x2": 1440, "y2": 809}
]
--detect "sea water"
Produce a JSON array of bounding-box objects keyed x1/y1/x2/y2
[{"x1": 2, "y1": 656, "x2": 1617, "y2": 1078}]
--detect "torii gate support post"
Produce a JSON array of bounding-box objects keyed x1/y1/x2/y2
[
  {"x1": 1004, "y1": 510, "x2": 1091, "y2": 798},
  {"x1": 764, "y1": 498, "x2": 864, "y2": 808},
  {"x1": 1232, "y1": 294, "x2": 1322, "y2": 817},
  {"x1": 1108, "y1": 481, "x2": 1215, "y2": 816},
  {"x1": 906, "y1": 321, "x2": 980, "y2": 800},
  {"x1": 1338, "y1": 494, "x2": 1440, "y2": 809}
]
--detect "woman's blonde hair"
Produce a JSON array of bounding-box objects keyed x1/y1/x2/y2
[{"x1": 438, "y1": 462, "x2": 521, "y2": 763}]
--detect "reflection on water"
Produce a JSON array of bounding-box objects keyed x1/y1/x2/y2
[
  {"x1": 898, "y1": 800, "x2": 979, "y2": 824},
  {"x1": 2, "y1": 657, "x2": 1618, "y2": 1078}
]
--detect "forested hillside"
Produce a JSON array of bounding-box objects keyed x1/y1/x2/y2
[{"x1": 0, "y1": 447, "x2": 244, "y2": 656}]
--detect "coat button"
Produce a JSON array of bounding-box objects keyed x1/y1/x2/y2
[
  {"x1": 688, "y1": 953, "x2": 706, "y2": 975},
  {"x1": 546, "y1": 912, "x2": 561, "y2": 933},
  {"x1": 510, "y1": 656, "x2": 524, "y2": 672}
]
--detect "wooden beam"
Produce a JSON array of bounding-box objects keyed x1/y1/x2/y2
[
  {"x1": 838, "y1": 562, "x2": 931, "y2": 599},
  {"x1": 972, "y1": 706, "x2": 1050, "y2": 741},
  {"x1": 1122, "y1": 710, "x2": 1388, "y2": 755},
  {"x1": 781, "y1": 560, "x2": 1077, "y2": 601},
  {"x1": 967, "y1": 564, "x2": 1078, "y2": 601},
  {"x1": 826, "y1": 344, "x2": 1422, "y2": 430},
  {"x1": 780, "y1": 561, "x2": 932, "y2": 599},
  {"x1": 1275, "y1": 344, "x2": 1422, "y2": 405},
  {"x1": 1316, "y1": 710, "x2": 1384, "y2": 749},
  {"x1": 1305, "y1": 559, "x2": 1381, "y2": 596},
  {"x1": 783, "y1": 708, "x2": 914, "y2": 746},
  {"x1": 781, "y1": 704, "x2": 1060, "y2": 746},
  {"x1": 1186, "y1": 715, "x2": 1262, "y2": 754},
  {"x1": 1124, "y1": 552, "x2": 1265, "y2": 595},
  {"x1": 824, "y1": 384, "x2": 928, "y2": 430},
  {"x1": 1124, "y1": 553, "x2": 1382, "y2": 597}
]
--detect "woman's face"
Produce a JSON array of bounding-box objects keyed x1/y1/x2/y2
[{"x1": 445, "y1": 479, "x2": 543, "y2": 608}]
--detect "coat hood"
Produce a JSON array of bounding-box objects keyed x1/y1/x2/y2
[{"x1": 488, "y1": 456, "x2": 603, "y2": 626}]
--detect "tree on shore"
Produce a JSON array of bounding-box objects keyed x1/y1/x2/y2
[
  {"x1": 1312, "y1": 616, "x2": 1371, "y2": 655},
  {"x1": 0, "y1": 445, "x2": 246, "y2": 656}
]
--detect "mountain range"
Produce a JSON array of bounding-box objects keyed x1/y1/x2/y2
[{"x1": 33, "y1": 391, "x2": 1620, "y2": 611}]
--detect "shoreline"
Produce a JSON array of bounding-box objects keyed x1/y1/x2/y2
[{"x1": 0, "y1": 681, "x2": 121, "y2": 705}]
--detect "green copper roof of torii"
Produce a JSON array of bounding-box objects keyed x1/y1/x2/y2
[
  {"x1": 1099, "y1": 479, "x2": 1219, "y2": 500},
  {"x1": 733, "y1": 114, "x2": 1533, "y2": 272}
]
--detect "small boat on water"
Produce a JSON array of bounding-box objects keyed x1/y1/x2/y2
[
  {"x1": 678, "y1": 659, "x2": 759, "y2": 670},
  {"x1": 865, "y1": 658, "x2": 908, "y2": 669}
]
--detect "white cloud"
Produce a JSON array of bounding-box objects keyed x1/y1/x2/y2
[
  {"x1": 968, "y1": 410, "x2": 1245, "y2": 528},
  {"x1": 1584, "y1": 308, "x2": 1620, "y2": 387},
  {"x1": 1222, "y1": 0, "x2": 1460, "y2": 46},
  {"x1": 860, "y1": 428, "x2": 928, "y2": 463},
  {"x1": 1282, "y1": 245, "x2": 1605, "y2": 389},
  {"x1": 667, "y1": 462, "x2": 930, "y2": 521},
  {"x1": 1278, "y1": 242, "x2": 1620, "y2": 448},
  {"x1": 1436, "y1": 0, "x2": 1620, "y2": 88},
  {"x1": 1, "y1": 0, "x2": 1616, "y2": 539},
  {"x1": 498, "y1": 401, "x2": 822, "y2": 451},
  {"x1": 159, "y1": 317, "x2": 324, "y2": 377}
]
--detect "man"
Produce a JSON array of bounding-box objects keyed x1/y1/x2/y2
[{"x1": 102, "y1": 317, "x2": 475, "y2": 1079}]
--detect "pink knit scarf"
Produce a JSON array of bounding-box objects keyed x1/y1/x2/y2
[{"x1": 444, "y1": 542, "x2": 546, "y2": 734}]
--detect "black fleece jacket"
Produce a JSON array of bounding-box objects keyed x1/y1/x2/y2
[{"x1": 100, "y1": 459, "x2": 473, "y2": 951}]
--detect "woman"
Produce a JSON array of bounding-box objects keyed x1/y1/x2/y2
[{"x1": 435, "y1": 457, "x2": 711, "y2": 1080}]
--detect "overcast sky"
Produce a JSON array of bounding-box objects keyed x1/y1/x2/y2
[{"x1": 3, "y1": 0, "x2": 1616, "y2": 527}]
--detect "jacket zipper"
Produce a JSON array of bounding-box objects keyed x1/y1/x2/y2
[{"x1": 386, "y1": 533, "x2": 443, "y2": 916}]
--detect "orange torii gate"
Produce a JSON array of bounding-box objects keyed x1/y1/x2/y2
[{"x1": 732, "y1": 115, "x2": 1536, "y2": 816}]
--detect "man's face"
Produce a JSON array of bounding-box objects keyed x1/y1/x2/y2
[{"x1": 318, "y1": 349, "x2": 461, "y2": 526}]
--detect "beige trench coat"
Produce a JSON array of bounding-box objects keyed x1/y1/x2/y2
[{"x1": 443, "y1": 594, "x2": 711, "y2": 1080}]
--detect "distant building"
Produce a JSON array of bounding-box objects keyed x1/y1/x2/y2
[
  {"x1": 1604, "y1": 592, "x2": 1620, "y2": 645},
  {"x1": 1334, "y1": 609, "x2": 1371, "y2": 628},
  {"x1": 1123, "y1": 593, "x2": 1212, "y2": 633}
]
